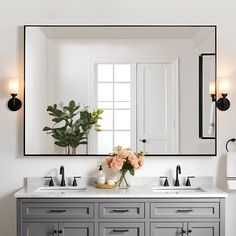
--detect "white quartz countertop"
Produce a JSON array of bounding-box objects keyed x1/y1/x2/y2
[{"x1": 14, "y1": 185, "x2": 228, "y2": 199}]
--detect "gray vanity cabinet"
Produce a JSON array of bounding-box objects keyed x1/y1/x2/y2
[
  {"x1": 59, "y1": 223, "x2": 94, "y2": 236},
  {"x1": 22, "y1": 222, "x2": 93, "y2": 236},
  {"x1": 150, "y1": 222, "x2": 185, "y2": 236},
  {"x1": 151, "y1": 222, "x2": 219, "y2": 236},
  {"x1": 187, "y1": 222, "x2": 219, "y2": 236},
  {"x1": 99, "y1": 222, "x2": 144, "y2": 236},
  {"x1": 22, "y1": 222, "x2": 57, "y2": 236},
  {"x1": 17, "y1": 198, "x2": 225, "y2": 236}
]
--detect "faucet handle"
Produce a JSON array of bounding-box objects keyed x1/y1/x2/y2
[
  {"x1": 160, "y1": 176, "x2": 169, "y2": 186},
  {"x1": 185, "y1": 176, "x2": 195, "y2": 186},
  {"x1": 72, "y1": 176, "x2": 81, "y2": 186},
  {"x1": 44, "y1": 176, "x2": 54, "y2": 186}
]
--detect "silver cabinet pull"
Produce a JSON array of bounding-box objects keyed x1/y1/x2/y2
[
  {"x1": 112, "y1": 209, "x2": 129, "y2": 213},
  {"x1": 48, "y1": 209, "x2": 67, "y2": 213},
  {"x1": 176, "y1": 209, "x2": 193, "y2": 213}
]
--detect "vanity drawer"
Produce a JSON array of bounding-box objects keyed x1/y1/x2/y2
[
  {"x1": 22, "y1": 202, "x2": 94, "y2": 219},
  {"x1": 99, "y1": 222, "x2": 144, "y2": 236},
  {"x1": 99, "y1": 203, "x2": 145, "y2": 219},
  {"x1": 150, "y1": 202, "x2": 219, "y2": 218}
]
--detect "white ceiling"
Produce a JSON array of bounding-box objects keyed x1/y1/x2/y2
[{"x1": 38, "y1": 26, "x2": 215, "y2": 40}]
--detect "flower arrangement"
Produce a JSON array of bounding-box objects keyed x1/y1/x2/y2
[{"x1": 106, "y1": 146, "x2": 145, "y2": 188}]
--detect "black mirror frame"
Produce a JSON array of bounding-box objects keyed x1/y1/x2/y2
[{"x1": 199, "y1": 53, "x2": 217, "y2": 140}]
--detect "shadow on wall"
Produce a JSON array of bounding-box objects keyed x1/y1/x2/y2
[{"x1": 0, "y1": 193, "x2": 16, "y2": 236}]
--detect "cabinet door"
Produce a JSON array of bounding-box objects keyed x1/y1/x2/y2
[
  {"x1": 151, "y1": 222, "x2": 186, "y2": 236},
  {"x1": 59, "y1": 223, "x2": 93, "y2": 236},
  {"x1": 188, "y1": 222, "x2": 219, "y2": 236},
  {"x1": 22, "y1": 222, "x2": 57, "y2": 236}
]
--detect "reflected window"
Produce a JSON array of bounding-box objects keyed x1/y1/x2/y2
[{"x1": 96, "y1": 64, "x2": 131, "y2": 153}]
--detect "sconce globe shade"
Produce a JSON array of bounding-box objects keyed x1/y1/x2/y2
[
  {"x1": 216, "y1": 97, "x2": 230, "y2": 111},
  {"x1": 7, "y1": 95, "x2": 22, "y2": 111}
]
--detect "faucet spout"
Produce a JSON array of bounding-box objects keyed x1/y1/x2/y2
[
  {"x1": 60, "y1": 165, "x2": 66, "y2": 186},
  {"x1": 174, "y1": 165, "x2": 181, "y2": 186}
]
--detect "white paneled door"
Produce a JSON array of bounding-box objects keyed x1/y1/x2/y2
[{"x1": 137, "y1": 61, "x2": 179, "y2": 154}]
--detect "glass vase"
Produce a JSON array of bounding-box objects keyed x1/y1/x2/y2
[
  {"x1": 65, "y1": 146, "x2": 76, "y2": 155},
  {"x1": 117, "y1": 170, "x2": 130, "y2": 189}
]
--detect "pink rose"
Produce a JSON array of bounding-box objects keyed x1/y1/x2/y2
[
  {"x1": 117, "y1": 150, "x2": 130, "y2": 159},
  {"x1": 110, "y1": 157, "x2": 124, "y2": 172},
  {"x1": 128, "y1": 154, "x2": 139, "y2": 170},
  {"x1": 106, "y1": 157, "x2": 113, "y2": 168}
]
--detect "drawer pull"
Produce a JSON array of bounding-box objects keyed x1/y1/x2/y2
[
  {"x1": 177, "y1": 209, "x2": 193, "y2": 213},
  {"x1": 112, "y1": 229, "x2": 129, "y2": 233},
  {"x1": 48, "y1": 209, "x2": 67, "y2": 213},
  {"x1": 112, "y1": 209, "x2": 129, "y2": 213}
]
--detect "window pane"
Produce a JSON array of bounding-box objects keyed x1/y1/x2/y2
[
  {"x1": 97, "y1": 64, "x2": 113, "y2": 82},
  {"x1": 114, "y1": 131, "x2": 131, "y2": 148},
  {"x1": 114, "y1": 110, "x2": 130, "y2": 130},
  {"x1": 114, "y1": 102, "x2": 130, "y2": 109},
  {"x1": 98, "y1": 131, "x2": 113, "y2": 154},
  {"x1": 100, "y1": 110, "x2": 113, "y2": 130},
  {"x1": 98, "y1": 83, "x2": 113, "y2": 101},
  {"x1": 98, "y1": 102, "x2": 113, "y2": 109},
  {"x1": 114, "y1": 83, "x2": 130, "y2": 101},
  {"x1": 114, "y1": 64, "x2": 131, "y2": 82}
]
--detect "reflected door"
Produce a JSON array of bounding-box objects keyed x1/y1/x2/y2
[{"x1": 137, "y1": 62, "x2": 179, "y2": 154}]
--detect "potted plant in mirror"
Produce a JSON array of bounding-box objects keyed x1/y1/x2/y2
[
  {"x1": 106, "y1": 146, "x2": 145, "y2": 188},
  {"x1": 43, "y1": 100, "x2": 103, "y2": 155}
]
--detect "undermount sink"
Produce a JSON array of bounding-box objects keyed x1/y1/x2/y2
[
  {"x1": 35, "y1": 186, "x2": 87, "y2": 194},
  {"x1": 152, "y1": 187, "x2": 204, "y2": 194}
]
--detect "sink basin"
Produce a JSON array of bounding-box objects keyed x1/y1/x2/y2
[
  {"x1": 152, "y1": 187, "x2": 204, "y2": 194},
  {"x1": 35, "y1": 187, "x2": 87, "y2": 194}
]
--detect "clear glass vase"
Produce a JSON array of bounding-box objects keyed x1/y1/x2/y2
[
  {"x1": 117, "y1": 170, "x2": 130, "y2": 189},
  {"x1": 65, "y1": 146, "x2": 76, "y2": 155}
]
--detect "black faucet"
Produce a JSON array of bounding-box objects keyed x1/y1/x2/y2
[
  {"x1": 174, "y1": 165, "x2": 181, "y2": 186},
  {"x1": 60, "y1": 165, "x2": 66, "y2": 186}
]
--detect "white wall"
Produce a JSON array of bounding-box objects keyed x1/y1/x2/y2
[
  {"x1": 25, "y1": 27, "x2": 49, "y2": 153},
  {"x1": 0, "y1": 0, "x2": 236, "y2": 236}
]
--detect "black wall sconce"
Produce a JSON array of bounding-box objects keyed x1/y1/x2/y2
[
  {"x1": 209, "y1": 79, "x2": 230, "y2": 111},
  {"x1": 7, "y1": 79, "x2": 22, "y2": 111},
  {"x1": 216, "y1": 78, "x2": 230, "y2": 111}
]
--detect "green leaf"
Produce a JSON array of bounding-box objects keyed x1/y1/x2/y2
[
  {"x1": 43, "y1": 126, "x2": 51, "y2": 131},
  {"x1": 129, "y1": 168, "x2": 135, "y2": 176}
]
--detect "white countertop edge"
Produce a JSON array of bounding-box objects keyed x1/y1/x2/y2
[{"x1": 14, "y1": 185, "x2": 228, "y2": 199}]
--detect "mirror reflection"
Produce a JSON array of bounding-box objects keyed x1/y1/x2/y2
[{"x1": 24, "y1": 26, "x2": 216, "y2": 156}]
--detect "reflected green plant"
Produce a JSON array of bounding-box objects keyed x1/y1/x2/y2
[{"x1": 43, "y1": 100, "x2": 103, "y2": 154}]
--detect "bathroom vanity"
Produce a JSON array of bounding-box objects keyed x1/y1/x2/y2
[{"x1": 15, "y1": 178, "x2": 227, "y2": 236}]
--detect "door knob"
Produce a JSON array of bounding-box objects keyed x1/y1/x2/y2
[{"x1": 140, "y1": 139, "x2": 147, "y2": 143}]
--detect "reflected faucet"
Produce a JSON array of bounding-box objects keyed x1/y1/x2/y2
[
  {"x1": 60, "y1": 165, "x2": 66, "y2": 186},
  {"x1": 174, "y1": 165, "x2": 181, "y2": 186}
]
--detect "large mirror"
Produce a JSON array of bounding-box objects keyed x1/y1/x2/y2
[{"x1": 24, "y1": 25, "x2": 216, "y2": 156}]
